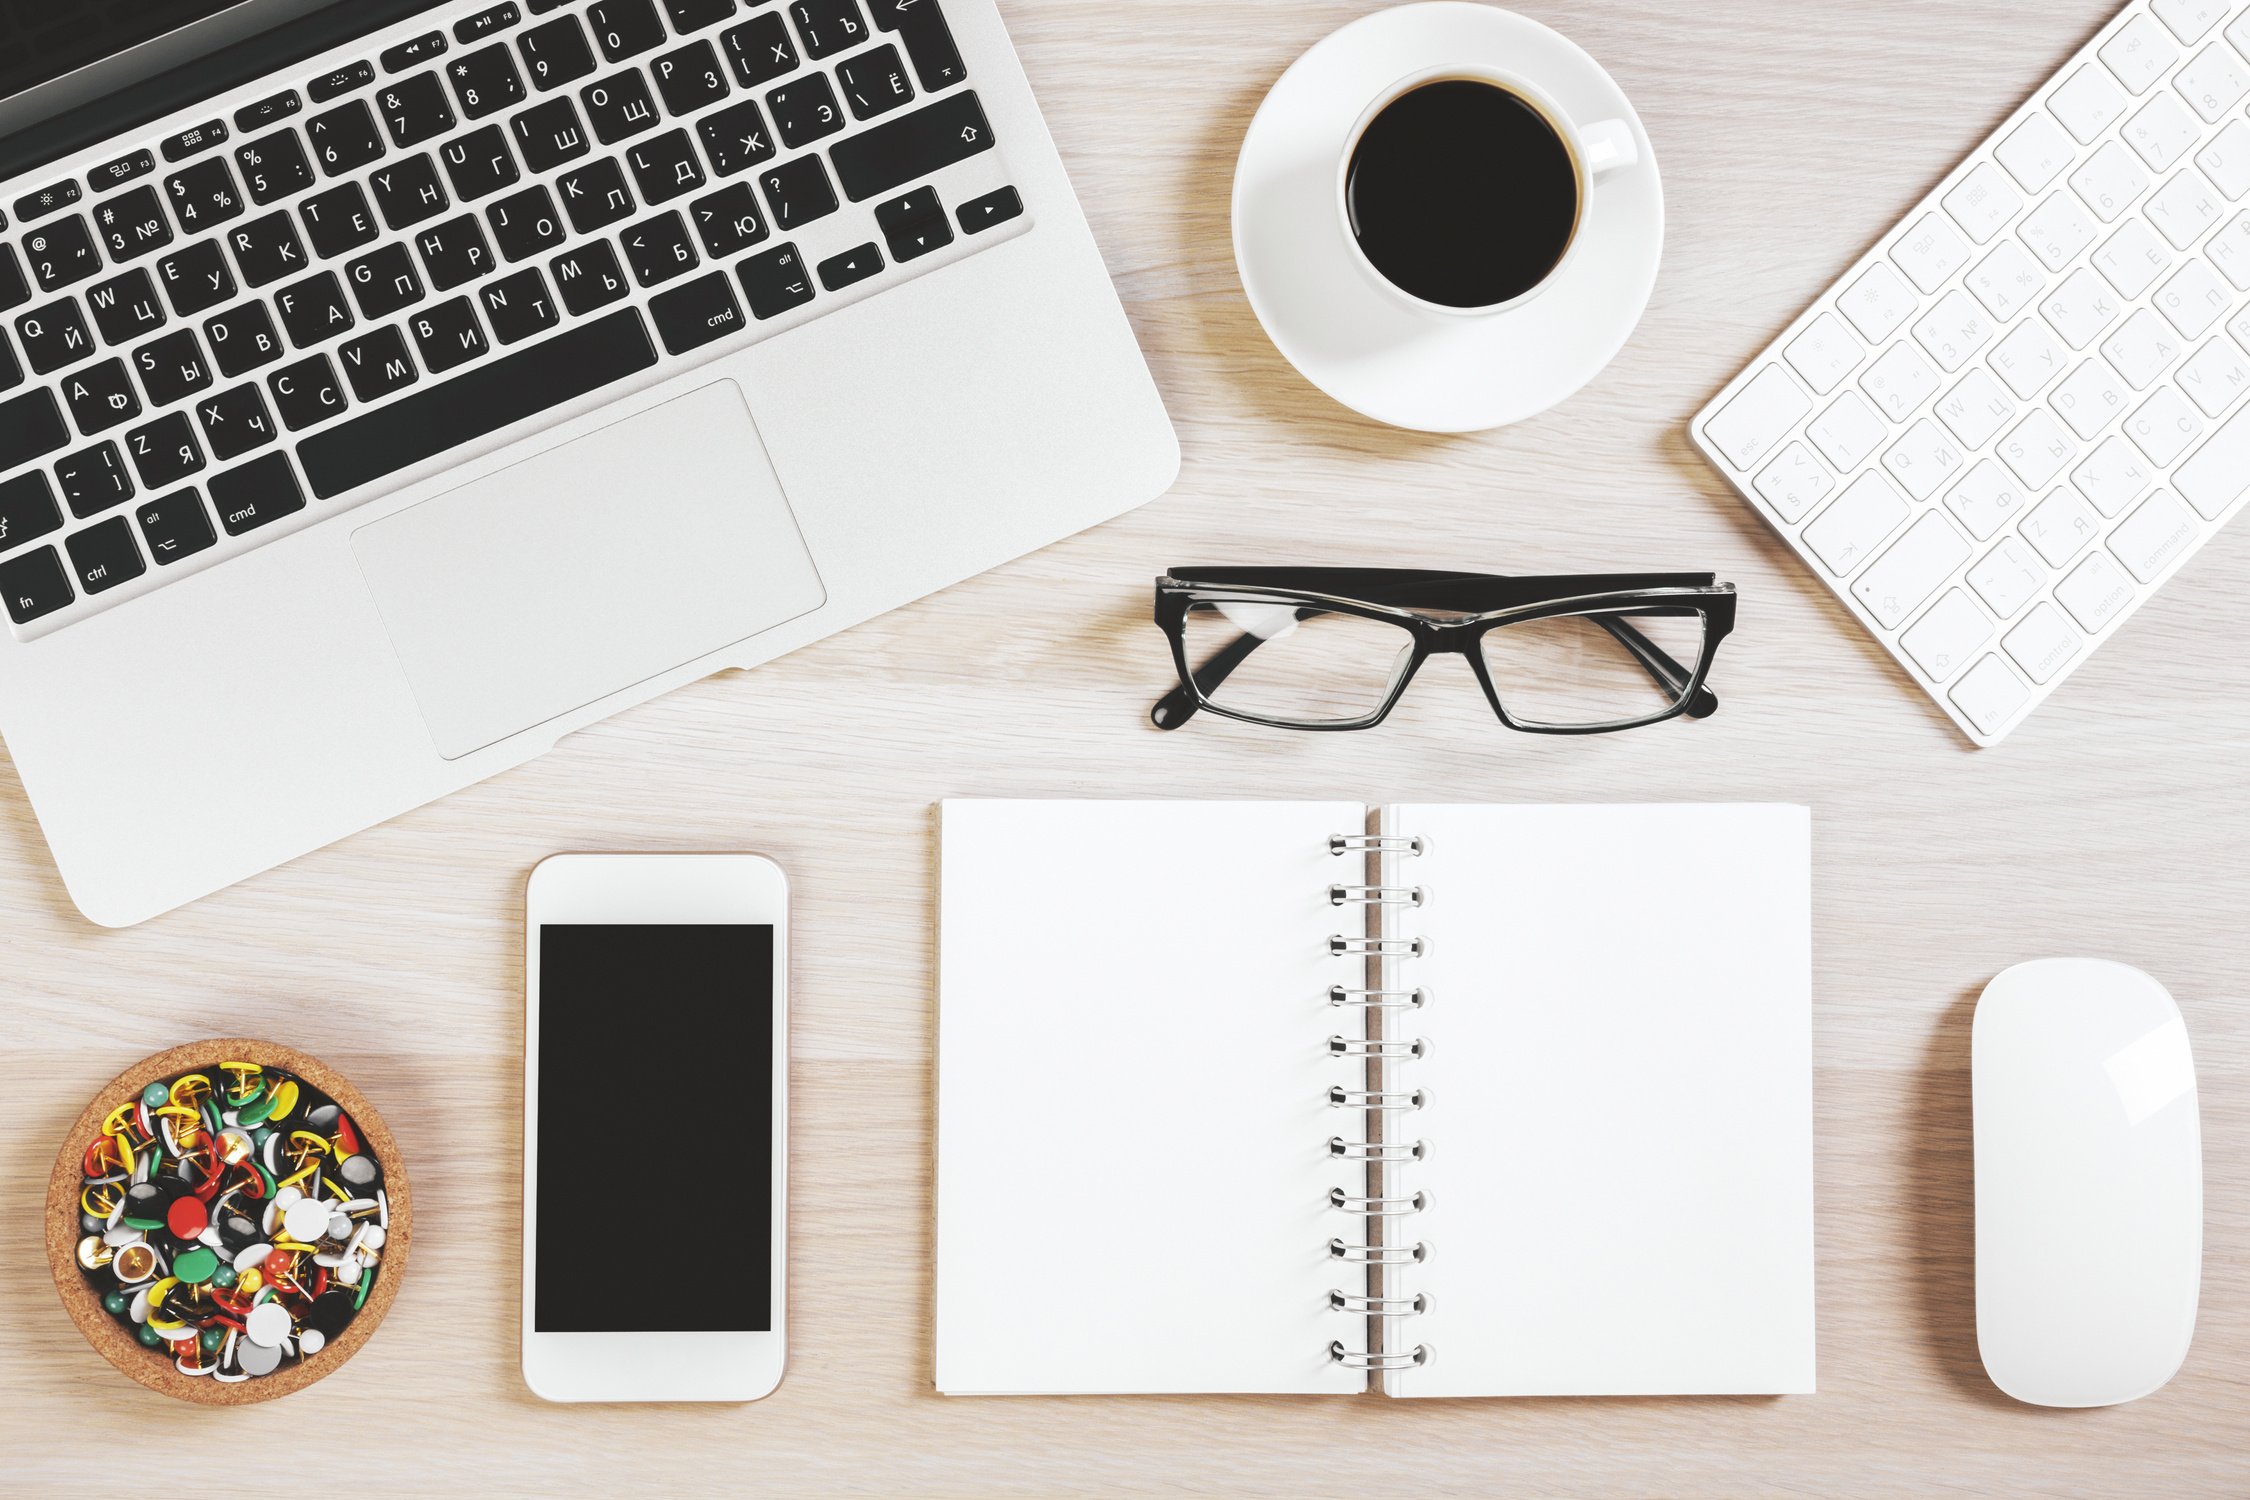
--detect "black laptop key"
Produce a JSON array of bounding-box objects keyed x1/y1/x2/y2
[
  {"x1": 0, "y1": 389, "x2": 70, "y2": 471},
  {"x1": 371, "y1": 154, "x2": 452, "y2": 231},
  {"x1": 309, "y1": 59, "x2": 377, "y2": 104},
  {"x1": 480, "y1": 268, "x2": 560, "y2": 344},
  {"x1": 664, "y1": 0, "x2": 738, "y2": 33},
  {"x1": 26, "y1": 215, "x2": 105, "y2": 292},
  {"x1": 17, "y1": 180, "x2": 83, "y2": 222},
  {"x1": 126, "y1": 410, "x2": 206, "y2": 489},
  {"x1": 297, "y1": 307, "x2": 657, "y2": 498},
  {"x1": 0, "y1": 246, "x2": 28, "y2": 313},
  {"x1": 737, "y1": 242, "x2": 813, "y2": 318},
  {"x1": 691, "y1": 182, "x2": 768, "y2": 258},
  {"x1": 196, "y1": 383, "x2": 279, "y2": 461},
  {"x1": 276, "y1": 271, "x2": 356, "y2": 348},
  {"x1": 0, "y1": 470, "x2": 63, "y2": 549},
  {"x1": 0, "y1": 334, "x2": 19, "y2": 392},
  {"x1": 457, "y1": 3, "x2": 522, "y2": 44},
  {"x1": 757, "y1": 156, "x2": 837, "y2": 230},
  {"x1": 138, "y1": 488, "x2": 217, "y2": 564},
  {"x1": 588, "y1": 0, "x2": 667, "y2": 62},
  {"x1": 767, "y1": 74, "x2": 845, "y2": 150},
  {"x1": 205, "y1": 301, "x2": 285, "y2": 376},
  {"x1": 235, "y1": 132, "x2": 316, "y2": 205},
  {"x1": 347, "y1": 243, "x2": 426, "y2": 319},
  {"x1": 55, "y1": 442, "x2": 132, "y2": 516},
  {"x1": 410, "y1": 296, "x2": 489, "y2": 373},
  {"x1": 18, "y1": 299, "x2": 94, "y2": 374},
  {"x1": 838, "y1": 44, "x2": 914, "y2": 120},
  {"x1": 67, "y1": 516, "x2": 146, "y2": 594},
  {"x1": 165, "y1": 159, "x2": 245, "y2": 235},
  {"x1": 382, "y1": 31, "x2": 451, "y2": 74},
  {"x1": 583, "y1": 70, "x2": 662, "y2": 144},
  {"x1": 790, "y1": 0, "x2": 867, "y2": 59},
  {"x1": 228, "y1": 211, "x2": 308, "y2": 287},
  {"x1": 209, "y1": 452, "x2": 306, "y2": 535},
  {"x1": 451, "y1": 43, "x2": 527, "y2": 118},
  {"x1": 233, "y1": 89, "x2": 303, "y2": 133},
  {"x1": 559, "y1": 158, "x2": 638, "y2": 233},
  {"x1": 91, "y1": 150, "x2": 157, "y2": 194},
  {"x1": 269, "y1": 355, "x2": 350, "y2": 430},
  {"x1": 519, "y1": 14, "x2": 598, "y2": 91},
  {"x1": 654, "y1": 40, "x2": 731, "y2": 116},
  {"x1": 132, "y1": 329, "x2": 214, "y2": 406},
  {"x1": 698, "y1": 100, "x2": 775, "y2": 178},
  {"x1": 162, "y1": 121, "x2": 231, "y2": 162},
  {"x1": 817, "y1": 242, "x2": 882, "y2": 291},
  {"x1": 417, "y1": 216, "x2": 497, "y2": 290},
  {"x1": 651, "y1": 269, "x2": 745, "y2": 354},
  {"x1": 621, "y1": 210, "x2": 699, "y2": 286},
  {"x1": 869, "y1": 0, "x2": 965, "y2": 92},
  {"x1": 443, "y1": 125, "x2": 522, "y2": 202},
  {"x1": 627, "y1": 130, "x2": 706, "y2": 205},
  {"x1": 380, "y1": 72, "x2": 458, "y2": 148},
  {"x1": 513, "y1": 97, "x2": 592, "y2": 173},
  {"x1": 0, "y1": 544, "x2": 72, "y2": 623},
  {"x1": 551, "y1": 241, "x2": 631, "y2": 314},
  {"x1": 88, "y1": 269, "x2": 167, "y2": 345},
  {"x1": 301, "y1": 182, "x2": 380, "y2": 258},
  {"x1": 63, "y1": 359, "x2": 141, "y2": 435},
  {"x1": 876, "y1": 185, "x2": 952, "y2": 262},
  {"x1": 94, "y1": 186, "x2": 173, "y2": 263},
  {"x1": 958, "y1": 184, "x2": 1021, "y2": 234},
  {"x1": 307, "y1": 100, "x2": 388, "y2": 176},
  {"x1": 721, "y1": 14, "x2": 798, "y2": 89},
  {"x1": 339, "y1": 325, "x2": 421, "y2": 401},
  {"x1": 158, "y1": 240, "x2": 238, "y2": 316},
  {"x1": 489, "y1": 186, "x2": 567, "y2": 262},
  {"x1": 831, "y1": 90, "x2": 990, "y2": 202}
]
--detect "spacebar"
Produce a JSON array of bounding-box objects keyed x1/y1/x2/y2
[{"x1": 297, "y1": 309, "x2": 659, "y2": 500}]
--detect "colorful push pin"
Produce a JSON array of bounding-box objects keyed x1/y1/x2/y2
[
  {"x1": 166, "y1": 1194, "x2": 210, "y2": 1240},
  {"x1": 173, "y1": 1248, "x2": 221, "y2": 1286}
]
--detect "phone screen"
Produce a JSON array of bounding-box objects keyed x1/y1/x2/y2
[{"x1": 535, "y1": 923, "x2": 774, "y2": 1333}]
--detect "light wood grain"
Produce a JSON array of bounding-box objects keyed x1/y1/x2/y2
[{"x1": 4, "y1": 1, "x2": 2246, "y2": 1494}]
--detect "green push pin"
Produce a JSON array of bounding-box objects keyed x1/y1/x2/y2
[
  {"x1": 212, "y1": 1264, "x2": 238, "y2": 1291},
  {"x1": 140, "y1": 1082, "x2": 168, "y2": 1108},
  {"x1": 199, "y1": 1328, "x2": 224, "y2": 1356},
  {"x1": 135, "y1": 1324, "x2": 162, "y2": 1349},
  {"x1": 102, "y1": 1291, "x2": 128, "y2": 1317}
]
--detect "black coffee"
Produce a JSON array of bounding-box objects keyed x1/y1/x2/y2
[{"x1": 1346, "y1": 79, "x2": 1580, "y2": 310}]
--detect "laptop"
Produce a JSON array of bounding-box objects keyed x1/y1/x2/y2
[{"x1": 0, "y1": 0, "x2": 1177, "y2": 925}]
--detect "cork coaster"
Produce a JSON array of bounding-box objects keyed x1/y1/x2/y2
[{"x1": 45, "y1": 1039, "x2": 412, "y2": 1405}]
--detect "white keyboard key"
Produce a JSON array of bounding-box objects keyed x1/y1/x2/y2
[
  {"x1": 1911, "y1": 290, "x2": 1994, "y2": 371},
  {"x1": 1861, "y1": 342, "x2": 1942, "y2": 420},
  {"x1": 2020, "y1": 190, "x2": 2100, "y2": 271},
  {"x1": 1901, "y1": 588, "x2": 1995, "y2": 681},
  {"x1": 2234, "y1": 301, "x2": 2250, "y2": 349},
  {"x1": 2229, "y1": 11, "x2": 2250, "y2": 56},
  {"x1": 2072, "y1": 434, "x2": 2156, "y2": 515},
  {"x1": 1969, "y1": 535, "x2": 2048, "y2": 617},
  {"x1": 1997, "y1": 408, "x2": 2077, "y2": 487},
  {"x1": 2052, "y1": 357, "x2": 2132, "y2": 437},
  {"x1": 1881, "y1": 419, "x2": 1967, "y2": 499},
  {"x1": 2153, "y1": 258, "x2": 2233, "y2": 339},
  {"x1": 2093, "y1": 219, "x2": 2174, "y2": 297},
  {"x1": 2021, "y1": 487, "x2": 2100, "y2": 566},
  {"x1": 2100, "y1": 14, "x2": 2182, "y2": 95},
  {"x1": 1852, "y1": 511, "x2": 1972, "y2": 628},
  {"x1": 1997, "y1": 114, "x2": 2078, "y2": 194},
  {"x1": 2050, "y1": 65, "x2": 2128, "y2": 144},
  {"x1": 1837, "y1": 263, "x2": 1918, "y2": 343},
  {"x1": 1783, "y1": 312, "x2": 1865, "y2": 394},
  {"x1": 1942, "y1": 162, "x2": 2026, "y2": 244},
  {"x1": 2100, "y1": 307, "x2": 2185, "y2": 390},
  {"x1": 2196, "y1": 122, "x2": 2250, "y2": 202},
  {"x1": 2174, "y1": 40, "x2": 2250, "y2": 121},
  {"x1": 2041, "y1": 267, "x2": 2124, "y2": 349},
  {"x1": 2071, "y1": 141, "x2": 2153, "y2": 223},
  {"x1": 2124, "y1": 385, "x2": 2204, "y2": 463},
  {"x1": 2123, "y1": 93, "x2": 2203, "y2": 171},
  {"x1": 1990, "y1": 317, "x2": 2067, "y2": 397},
  {"x1": 1950, "y1": 654, "x2": 2033, "y2": 735},
  {"x1": 2146, "y1": 169, "x2": 2225, "y2": 247},
  {"x1": 2210, "y1": 211, "x2": 2250, "y2": 288},
  {"x1": 2108, "y1": 490, "x2": 2200, "y2": 580},
  {"x1": 1704, "y1": 364, "x2": 1811, "y2": 468},
  {"x1": 2154, "y1": 0, "x2": 2227, "y2": 44},
  {"x1": 2055, "y1": 551, "x2": 2135, "y2": 632},
  {"x1": 1809, "y1": 391, "x2": 1888, "y2": 469},
  {"x1": 1966, "y1": 241, "x2": 2046, "y2": 322},
  {"x1": 2178, "y1": 334, "x2": 2250, "y2": 416},
  {"x1": 1946, "y1": 460, "x2": 2031, "y2": 539},
  {"x1": 1936, "y1": 368, "x2": 2016, "y2": 449},
  {"x1": 2174, "y1": 401, "x2": 2250, "y2": 516},
  {"x1": 2004, "y1": 602, "x2": 2083, "y2": 683},
  {"x1": 1892, "y1": 213, "x2": 1972, "y2": 293},
  {"x1": 1754, "y1": 442, "x2": 1835, "y2": 523},
  {"x1": 1804, "y1": 473, "x2": 1910, "y2": 576}
]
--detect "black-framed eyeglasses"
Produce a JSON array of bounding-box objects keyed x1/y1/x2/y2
[{"x1": 1152, "y1": 567, "x2": 1737, "y2": 734}]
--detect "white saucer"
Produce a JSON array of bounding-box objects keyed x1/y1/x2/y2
[{"x1": 1232, "y1": 3, "x2": 1664, "y2": 433}]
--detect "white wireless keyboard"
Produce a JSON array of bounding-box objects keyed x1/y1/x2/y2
[{"x1": 1693, "y1": 0, "x2": 2250, "y2": 746}]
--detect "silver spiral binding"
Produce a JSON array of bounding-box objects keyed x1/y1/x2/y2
[{"x1": 1327, "y1": 824, "x2": 1430, "y2": 1375}]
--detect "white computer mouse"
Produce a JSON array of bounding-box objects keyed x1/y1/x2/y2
[{"x1": 1973, "y1": 958, "x2": 2202, "y2": 1407}]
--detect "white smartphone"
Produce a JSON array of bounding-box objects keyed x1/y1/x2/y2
[{"x1": 522, "y1": 853, "x2": 788, "y2": 1402}]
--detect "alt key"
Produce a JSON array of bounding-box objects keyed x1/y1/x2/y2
[{"x1": 138, "y1": 488, "x2": 219, "y2": 565}]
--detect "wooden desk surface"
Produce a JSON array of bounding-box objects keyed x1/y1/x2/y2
[{"x1": 4, "y1": 1, "x2": 2245, "y2": 1494}]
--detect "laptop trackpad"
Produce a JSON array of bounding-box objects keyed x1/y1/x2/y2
[{"x1": 353, "y1": 380, "x2": 826, "y2": 760}]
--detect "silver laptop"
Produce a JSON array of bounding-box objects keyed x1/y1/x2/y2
[{"x1": 0, "y1": 0, "x2": 1176, "y2": 925}]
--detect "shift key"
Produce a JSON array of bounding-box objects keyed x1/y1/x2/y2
[
  {"x1": 1850, "y1": 510, "x2": 1971, "y2": 627},
  {"x1": 830, "y1": 90, "x2": 994, "y2": 202}
]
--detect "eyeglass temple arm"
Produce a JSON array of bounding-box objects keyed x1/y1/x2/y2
[
  {"x1": 1594, "y1": 616, "x2": 1720, "y2": 719},
  {"x1": 1150, "y1": 613, "x2": 1306, "y2": 729}
]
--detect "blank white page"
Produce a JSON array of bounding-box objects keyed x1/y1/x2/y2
[
  {"x1": 1386, "y1": 804, "x2": 1815, "y2": 1397},
  {"x1": 936, "y1": 800, "x2": 1367, "y2": 1395}
]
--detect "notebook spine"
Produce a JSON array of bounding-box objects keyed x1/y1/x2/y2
[{"x1": 1326, "y1": 829, "x2": 1429, "y2": 1376}]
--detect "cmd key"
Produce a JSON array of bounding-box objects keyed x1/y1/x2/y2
[{"x1": 829, "y1": 90, "x2": 993, "y2": 202}]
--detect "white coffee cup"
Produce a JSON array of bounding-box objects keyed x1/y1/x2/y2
[{"x1": 1337, "y1": 65, "x2": 1641, "y2": 318}]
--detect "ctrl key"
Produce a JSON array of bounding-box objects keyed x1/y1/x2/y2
[
  {"x1": 66, "y1": 515, "x2": 147, "y2": 595},
  {"x1": 208, "y1": 452, "x2": 307, "y2": 536},
  {"x1": 0, "y1": 543, "x2": 73, "y2": 625}
]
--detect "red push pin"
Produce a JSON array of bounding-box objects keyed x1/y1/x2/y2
[{"x1": 167, "y1": 1194, "x2": 210, "y2": 1239}]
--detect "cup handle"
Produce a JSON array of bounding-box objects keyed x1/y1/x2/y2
[{"x1": 1581, "y1": 118, "x2": 1639, "y2": 179}]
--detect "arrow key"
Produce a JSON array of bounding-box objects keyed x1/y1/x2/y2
[
  {"x1": 957, "y1": 184, "x2": 1021, "y2": 235},
  {"x1": 876, "y1": 185, "x2": 953, "y2": 262},
  {"x1": 817, "y1": 241, "x2": 885, "y2": 291}
]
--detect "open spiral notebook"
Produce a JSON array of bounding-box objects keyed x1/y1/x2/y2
[{"x1": 936, "y1": 800, "x2": 1814, "y2": 1397}]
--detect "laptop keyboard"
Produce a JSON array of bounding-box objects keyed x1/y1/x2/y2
[{"x1": 0, "y1": 0, "x2": 1027, "y2": 634}]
